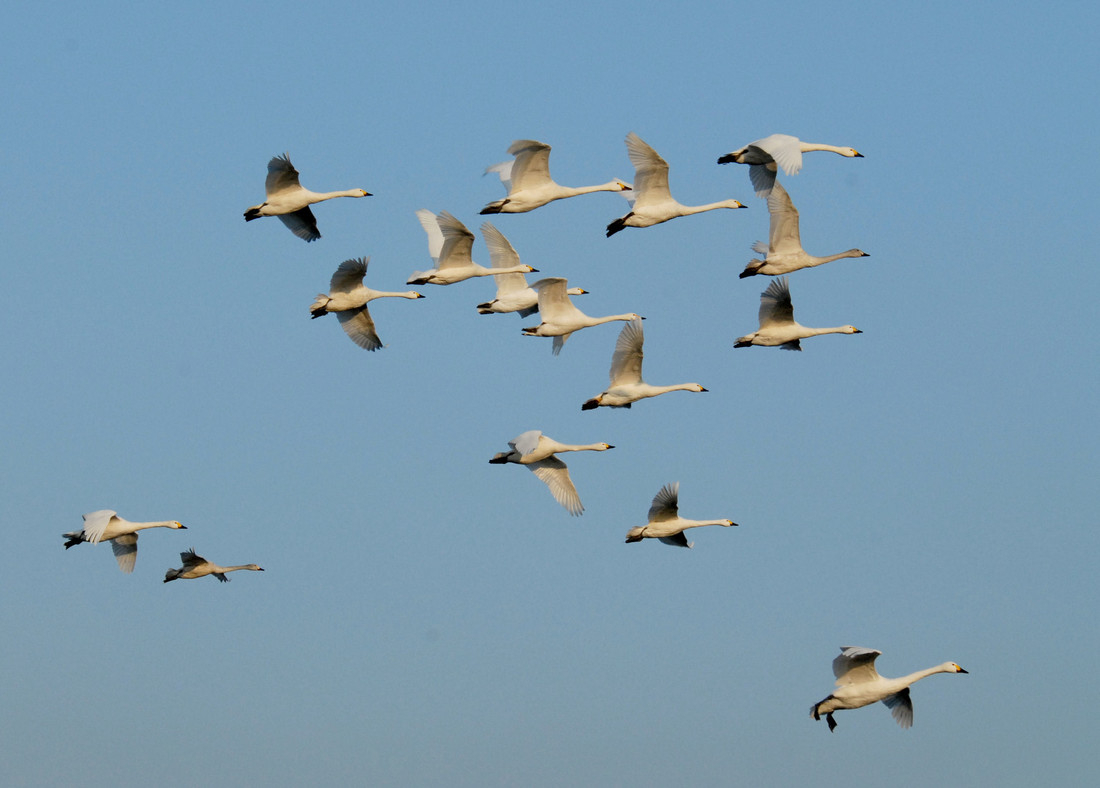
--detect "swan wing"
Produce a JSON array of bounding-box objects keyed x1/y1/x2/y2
[
  {"x1": 435, "y1": 211, "x2": 475, "y2": 270},
  {"x1": 532, "y1": 277, "x2": 580, "y2": 321},
  {"x1": 882, "y1": 688, "x2": 914, "y2": 729},
  {"x1": 759, "y1": 277, "x2": 795, "y2": 328},
  {"x1": 507, "y1": 140, "x2": 553, "y2": 192},
  {"x1": 609, "y1": 318, "x2": 644, "y2": 385},
  {"x1": 647, "y1": 482, "x2": 680, "y2": 522},
  {"x1": 748, "y1": 164, "x2": 778, "y2": 198},
  {"x1": 330, "y1": 257, "x2": 369, "y2": 294},
  {"x1": 833, "y1": 646, "x2": 883, "y2": 685},
  {"x1": 278, "y1": 208, "x2": 320, "y2": 242},
  {"x1": 415, "y1": 209, "x2": 444, "y2": 263},
  {"x1": 481, "y1": 223, "x2": 528, "y2": 294},
  {"x1": 766, "y1": 182, "x2": 802, "y2": 254},
  {"x1": 265, "y1": 153, "x2": 303, "y2": 196},
  {"x1": 110, "y1": 533, "x2": 138, "y2": 573},
  {"x1": 337, "y1": 306, "x2": 382, "y2": 351},
  {"x1": 624, "y1": 133, "x2": 671, "y2": 208},
  {"x1": 529, "y1": 457, "x2": 583, "y2": 516},
  {"x1": 485, "y1": 158, "x2": 514, "y2": 188},
  {"x1": 180, "y1": 549, "x2": 206, "y2": 568},
  {"x1": 509, "y1": 430, "x2": 543, "y2": 456},
  {"x1": 657, "y1": 532, "x2": 692, "y2": 548},
  {"x1": 756, "y1": 134, "x2": 803, "y2": 176},
  {"x1": 81, "y1": 510, "x2": 118, "y2": 543}
]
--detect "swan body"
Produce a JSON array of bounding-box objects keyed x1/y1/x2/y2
[
  {"x1": 476, "y1": 222, "x2": 587, "y2": 316},
  {"x1": 811, "y1": 646, "x2": 968, "y2": 731},
  {"x1": 606, "y1": 132, "x2": 746, "y2": 236},
  {"x1": 522, "y1": 277, "x2": 641, "y2": 355},
  {"x1": 310, "y1": 257, "x2": 425, "y2": 351},
  {"x1": 62, "y1": 510, "x2": 186, "y2": 573},
  {"x1": 717, "y1": 134, "x2": 863, "y2": 198},
  {"x1": 582, "y1": 318, "x2": 706, "y2": 409},
  {"x1": 489, "y1": 430, "x2": 614, "y2": 516},
  {"x1": 244, "y1": 153, "x2": 370, "y2": 242},
  {"x1": 164, "y1": 548, "x2": 264, "y2": 583},
  {"x1": 481, "y1": 139, "x2": 631, "y2": 214},
  {"x1": 739, "y1": 181, "x2": 869, "y2": 277},
  {"x1": 734, "y1": 276, "x2": 861, "y2": 351},
  {"x1": 407, "y1": 210, "x2": 536, "y2": 285},
  {"x1": 624, "y1": 482, "x2": 737, "y2": 548}
]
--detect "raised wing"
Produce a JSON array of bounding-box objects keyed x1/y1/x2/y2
[
  {"x1": 833, "y1": 646, "x2": 883, "y2": 685},
  {"x1": 647, "y1": 482, "x2": 680, "y2": 522},
  {"x1": 529, "y1": 456, "x2": 583, "y2": 516},
  {"x1": 330, "y1": 257, "x2": 369, "y2": 294},
  {"x1": 481, "y1": 222, "x2": 528, "y2": 294},
  {"x1": 624, "y1": 133, "x2": 671, "y2": 208},
  {"x1": 435, "y1": 211, "x2": 475, "y2": 270},
  {"x1": 507, "y1": 140, "x2": 553, "y2": 192},
  {"x1": 748, "y1": 163, "x2": 778, "y2": 198},
  {"x1": 882, "y1": 687, "x2": 913, "y2": 729},
  {"x1": 265, "y1": 153, "x2": 303, "y2": 196},
  {"x1": 608, "y1": 318, "x2": 645, "y2": 386},
  {"x1": 81, "y1": 510, "x2": 118, "y2": 543},
  {"x1": 110, "y1": 533, "x2": 138, "y2": 573},
  {"x1": 415, "y1": 209, "x2": 444, "y2": 263},
  {"x1": 180, "y1": 549, "x2": 206, "y2": 568},
  {"x1": 755, "y1": 134, "x2": 803, "y2": 176},
  {"x1": 532, "y1": 277, "x2": 582, "y2": 323},
  {"x1": 759, "y1": 277, "x2": 795, "y2": 328},
  {"x1": 278, "y1": 207, "x2": 320, "y2": 242},
  {"x1": 766, "y1": 182, "x2": 802, "y2": 254},
  {"x1": 337, "y1": 306, "x2": 382, "y2": 351}
]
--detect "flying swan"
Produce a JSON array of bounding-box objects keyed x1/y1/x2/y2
[
  {"x1": 476, "y1": 222, "x2": 588, "y2": 316},
  {"x1": 734, "y1": 276, "x2": 861, "y2": 350},
  {"x1": 625, "y1": 482, "x2": 737, "y2": 548},
  {"x1": 523, "y1": 277, "x2": 641, "y2": 355},
  {"x1": 310, "y1": 257, "x2": 425, "y2": 351},
  {"x1": 717, "y1": 133, "x2": 863, "y2": 198},
  {"x1": 811, "y1": 646, "x2": 968, "y2": 731},
  {"x1": 63, "y1": 510, "x2": 187, "y2": 573},
  {"x1": 489, "y1": 430, "x2": 614, "y2": 516},
  {"x1": 164, "y1": 548, "x2": 264, "y2": 583},
  {"x1": 407, "y1": 210, "x2": 536, "y2": 286}
]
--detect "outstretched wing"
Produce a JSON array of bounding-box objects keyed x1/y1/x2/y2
[
  {"x1": 265, "y1": 153, "x2": 303, "y2": 196},
  {"x1": 647, "y1": 482, "x2": 679, "y2": 522},
  {"x1": 81, "y1": 510, "x2": 118, "y2": 543},
  {"x1": 759, "y1": 277, "x2": 795, "y2": 328},
  {"x1": 529, "y1": 456, "x2": 583, "y2": 516},
  {"x1": 337, "y1": 306, "x2": 382, "y2": 351},
  {"x1": 766, "y1": 182, "x2": 802, "y2": 255},
  {"x1": 507, "y1": 140, "x2": 553, "y2": 192},
  {"x1": 833, "y1": 646, "x2": 883, "y2": 685},
  {"x1": 608, "y1": 318, "x2": 645, "y2": 386},
  {"x1": 882, "y1": 687, "x2": 913, "y2": 729},
  {"x1": 278, "y1": 207, "x2": 320, "y2": 242},
  {"x1": 330, "y1": 257, "x2": 369, "y2": 294},
  {"x1": 624, "y1": 133, "x2": 671, "y2": 208},
  {"x1": 110, "y1": 533, "x2": 138, "y2": 574}
]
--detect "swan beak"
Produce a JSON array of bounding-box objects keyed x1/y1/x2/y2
[
  {"x1": 736, "y1": 202, "x2": 747, "y2": 208},
  {"x1": 415, "y1": 292, "x2": 426, "y2": 298},
  {"x1": 699, "y1": 387, "x2": 709, "y2": 392},
  {"x1": 258, "y1": 567, "x2": 266, "y2": 571},
  {"x1": 178, "y1": 524, "x2": 188, "y2": 529},
  {"x1": 853, "y1": 152, "x2": 864, "y2": 158},
  {"x1": 957, "y1": 666, "x2": 968, "y2": 673},
  {"x1": 860, "y1": 252, "x2": 870, "y2": 257}
]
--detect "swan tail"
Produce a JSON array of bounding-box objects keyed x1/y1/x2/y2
[
  {"x1": 476, "y1": 301, "x2": 495, "y2": 314},
  {"x1": 310, "y1": 295, "x2": 330, "y2": 318},
  {"x1": 62, "y1": 531, "x2": 86, "y2": 549}
]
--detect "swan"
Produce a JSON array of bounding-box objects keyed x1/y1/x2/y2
[
  {"x1": 624, "y1": 482, "x2": 737, "y2": 548},
  {"x1": 811, "y1": 646, "x2": 968, "y2": 732},
  {"x1": 244, "y1": 153, "x2": 370, "y2": 242},
  {"x1": 480, "y1": 139, "x2": 631, "y2": 214},
  {"x1": 164, "y1": 548, "x2": 264, "y2": 583},
  {"x1": 62, "y1": 510, "x2": 186, "y2": 573},
  {"x1": 522, "y1": 277, "x2": 642, "y2": 355},
  {"x1": 476, "y1": 222, "x2": 588, "y2": 316},
  {"x1": 582, "y1": 318, "x2": 707, "y2": 409},
  {"x1": 717, "y1": 134, "x2": 863, "y2": 198},
  {"x1": 407, "y1": 210, "x2": 537, "y2": 285},
  {"x1": 310, "y1": 257, "x2": 425, "y2": 351},
  {"x1": 739, "y1": 181, "x2": 869, "y2": 277},
  {"x1": 489, "y1": 430, "x2": 614, "y2": 516},
  {"x1": 734, "y1": 276, "x2": 861, "y2": 350},
  {"x1": 606, "y1": 132, "x2": 746, "y2": 236}
]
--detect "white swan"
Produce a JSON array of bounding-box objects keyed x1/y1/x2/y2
[
  {"x1": 582, "y1": 318, "x2": 707, "y2": 409},
  {"x1": 476, "y1": 222, "x2": 588, "y2": 316},
  {"x1": 624, "y1": 482, "x2": 737, "y2": 548},
  {"x1": 489, "y1": 430, "x2": 614, "y2": 516},
  {"x1": 811, "y1": 646, "x2": 968, "y2": 732},
  {"x1": 522, "y1": 278, "x2": 642, "y2": 355},
  {"x1": 244, "y1": 153, "x2": 370, "y2": 242},
  {"x1": 481, "y1": 139, "x2": 631, "y2": 214},
  {"x1": 717, "y1": 134, "x2": 863, "y2": 198},
  {"x1": 739, "y1": 181, "x2": 869, "y2": 278},
  {"x1": 734, "y1": 277, "x2": 861, "y2": 350},
  {"x1": 63, "y1": 510, "x2": 186, "y2": 573},
  {"x1": 407, "y1": 210, "x2": 537, "y2": 285},
  {"x1": 164, "y1": 548, "x2": 264, "y2": 583},
  {"x1": 606, "y1": 132, "x2": 746, "y2": 236},
  {"x1": 310, "y1": 257, "x2": 425, "y2": 351}
]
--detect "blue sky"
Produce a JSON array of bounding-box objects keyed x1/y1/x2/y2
[{"x1": 2, "y1": 2, "x2": 1097, "y2": 785}]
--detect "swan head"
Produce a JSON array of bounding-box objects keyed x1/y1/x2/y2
[
  {"x1": 172, "y1": 521, "x2": 187, "y2": 529},
  {"x1": 353, "y1": 189, "x2": 371, "y2": 197},
  {"x1": 247, "y1": 564, "x2": 265, "y2": 572},
  {"x1": 949, "y1": 663, "x2": 968, "y2": 674},
  {"x1": 842, "y1": 326, "x2": 862, "y2": 334},
  {"x1": 851, "y1": 249, "x2": 870, "y2": 258},
  {"x1": 523, "y1": 265, "x2": 539, "y2": 273},
  {"x1": 599, "y1": 443, "x2": 615, "y2": 451},
  {"x1": 727, "y1": 200, "x2": 748, "y2": 209},
  {"x1": 689, "y1": 384, "x2": 707, "y2": 393},
  {"x1": 721, "y1": 520, "x2": 738, "y2": 527},
  {"x1": 845, "y1": 149, "x2": 864, "y2": 158},
  {"x1": 615, "y1": 179, "x2": 632, "y2": 191}
]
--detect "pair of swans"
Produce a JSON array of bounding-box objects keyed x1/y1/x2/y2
[
  {"x1": 522, "y1": 278, "x2": 641, "y2": 355},
  {"x1": 476, "y1": 222, "x2": 588, "y2": 316},
  {"x1": 164, "y1": 548, "x2": 264, "y2": 583},
  {"x1": 739, "y1": 181, "x2": 868, "y2": 278},
  {"x1": 582, "y1": 318, "x2": 707, "y2": 409},
  {"x1": 811, "y1": 646, "x2": 968, "y2": 731},
  {"x1": 490, "y1": 431, "x2": 614, "y2": 516},
  {"x1": 606, "y1": 132, "x2": 746, "y2": 236},
  {"x1": 63, "y1": 510, "x2": 186, "y2": 573},
  {"x1": 735, "y1": 277, "x2": 861, "y2": 350},
  {"x1": 718, "y1": 133, "x2": 863, "y2": 199},
  {"x1": 481, "y1": 139, "x2": 631, "y2": 214},
  {"x1": 311, "y1": 257, "x2": 425, "y2": 351},
  {"x1": 625, "y1": 482, "x2": 737, "y2": 548},
  {"x1": 244, "y1": 153, "x2": 370, "y2": 242},
  {"x1": 407, "y1": 210, "x2": 537, "y2": 286}
]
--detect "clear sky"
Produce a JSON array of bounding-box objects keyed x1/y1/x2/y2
[{"x1": 2, "y1": 2, "x2": 1097, "y2": 786}]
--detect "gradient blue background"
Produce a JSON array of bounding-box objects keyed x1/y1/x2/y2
[{"x1": 2, "y1": 2, "x2": 1096, "y2": 785}]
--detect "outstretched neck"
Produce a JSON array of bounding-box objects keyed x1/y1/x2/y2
[
  {"x1": 897, "y1": 663, "x2": 956, "y2": 687},
  {"x1": 685, "y1": 199, "x2": 745, "y2": 214},
  {"x1": 132, "y1": 520, "x2": 180, "y2": 532},
  {"x1": 308, "y1": 188, "x2": 366, "y2": 202},
  {"x1": 801, "y1": 143, "x2": 852, "y2": 154}
]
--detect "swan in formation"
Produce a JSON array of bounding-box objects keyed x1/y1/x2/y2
[
  {"x1": 734, "y1": 277, "x2": 861, "y2": 350},
  {"x1": 811, "y1": 646, "x2": 968, "y2": 731},
  {"x1": 717, "y1": 134, "x2": 863, "y2": 198},
  {"x1": 625, "y1": 482, "x2": 737, "y2": 548},
  {"x1": 164, "y1": 548, "x2": 265, "y2": 583},
  {"x1": 310, "y1": 257, "x2": 425, "y2": 351},
  {"x1": 606, "y1": 132, "x2": 746, "y2": 236},
  {"x1": 62, "y1": 510, "x2": 186, "y2": 573},
  {"x1": 244, "y1": 153, "x2": 370, "y2": 242},
  {"x1": 582, "y1": 318, "x2": 707, "y2": 409},
  {"x1": 739, "y1": 181, "x2": 869, "y2": 278},
  {"x1": 480, "y1": 139, "x2": 631, "y2": 214},
  {"x1": 476, "y1": 222, "x2": 588, "y2": 316},
  {"x1": 522, "y1": 277, "x2": 641, "y2": 355},
  {"x1": 489, "y1": 430, "x2": 614, "y2": 516},
  {"x1": 407, "y1": 210, "x2": 536, "y2": 285}
]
